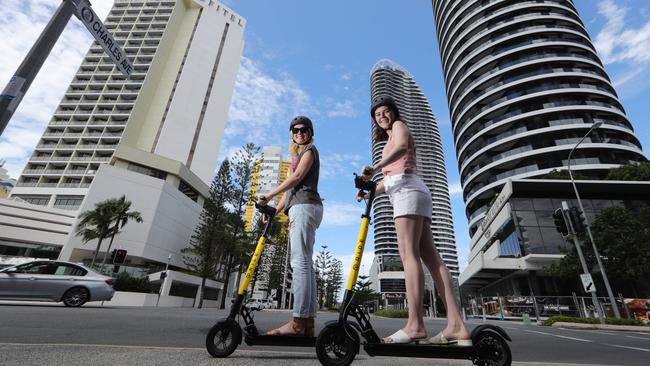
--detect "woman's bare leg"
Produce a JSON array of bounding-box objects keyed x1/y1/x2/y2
[
  {"x1": 419, "y1": 220, "x2": 470, "y2": 340},
  {"x1": 384, "y1": 215, "x2": 427, "y2": 342}
]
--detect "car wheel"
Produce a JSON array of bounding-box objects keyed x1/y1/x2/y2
[{"x1": 62, "y1": 287, "x2": 89, "y2": 307}]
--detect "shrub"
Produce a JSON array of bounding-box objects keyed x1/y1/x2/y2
[
  {"x1": 113, "y1": 272, "x2": 154, "y2": 293},
  {"x1": 542, "y1": 315, "x2": 647, "y2": 327},
  {"x1": 541, "y1": 316, "x2": 599, "y2": 326},
  {"x1": 375, "y1": 309, "x2": 409, "y2": 318},
  {"x1": 605, "y1": 317, "x2": 646, "y2": 327}
]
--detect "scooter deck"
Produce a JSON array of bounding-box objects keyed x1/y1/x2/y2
[
  {"x1": 244, "y1": 334, "x2": 316, "y2": 347},
  {"x1": 364, "y1": 342, "x2": 474, "y2": 359}
]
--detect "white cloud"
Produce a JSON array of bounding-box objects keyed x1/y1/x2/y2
[
  {"x1": 448, "y1": 181, "x2": 463, "y2": 196},
  {"x1": 220, "y1": 57, "x2": 315, "y2": 158},
  {"x1": 336, "y1": 250, "x2": 374, "y2": 281},
  {"x1": 0, "y1": 1, "x2": 113, "y2": 178},
  {"x1": 320, "y1": 152, "x2": 364, "y2": 179},
  {"x1": 321, "y1": 201, "x2": 363, "y2": 227},
  {"x1": 326, "y1": 100, "x2": 359, "y2": 118},
  {"x1": 594, "y1": 0, "x2": 650, "y2": 65}
]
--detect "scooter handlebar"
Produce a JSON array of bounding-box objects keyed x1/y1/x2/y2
[
  {"x1": 254, "y1": 202, "x2": 277, "y2": 218},
  {"x1": 354, "y1": 173, "x2": 377, "y2": 192}
]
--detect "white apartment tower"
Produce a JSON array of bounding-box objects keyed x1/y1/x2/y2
[
  {"x1": 369, "y1": 59, "x2": 459, "y2": 303},
  {"x1": 8, "y1": 0, "x2": 245, "y2": 271},
  {"x1": 245, "y1": 146, "x2": 288, "y2": 231}
]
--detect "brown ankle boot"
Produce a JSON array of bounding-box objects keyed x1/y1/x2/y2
[{"x1": 304, "y1": 317, "x2": 315, "y2": 337}]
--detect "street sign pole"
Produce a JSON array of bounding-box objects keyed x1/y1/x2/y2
[
  {"x1": 0, "y1": 0, "x2": 82, "y2": 136},
  {"x1": 0, "y1": 0, "x2": 133, "y2": 137},
  {"x1": 562, "y1": 201, "x2": 604, "y2": 323}
]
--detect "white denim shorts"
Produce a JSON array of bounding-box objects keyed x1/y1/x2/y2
[{"x1": 384, "y1": 173, "x2": 432, "y2": 219}]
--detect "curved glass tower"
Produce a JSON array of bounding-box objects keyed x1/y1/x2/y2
[
  {"x1": 432, "y1": 0, "x2": 646, "y2": 236},
  {"x1": 370, "y1": 59, "x2": 459, "y2": 285}
]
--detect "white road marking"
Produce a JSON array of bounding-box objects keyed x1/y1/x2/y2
[
  {"x1": 625, "y1": 335, "x2": 650, "y2": 340},
  {"x1": 609, "y1": 344, "x2": 650, "y2": 353},
  {"x1": 523, "y1": 329, "x2": 593, "y2": 342}
]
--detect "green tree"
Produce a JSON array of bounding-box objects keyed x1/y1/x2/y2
[
  {"x1": 315, "y1": 245, "x2": 334, "y2": 309},
  {"x1": 98, "y1": 195, "x2": 143, "y2": 272},
  {"x1": 183, "y1": 160, "x2": 232, "y2": 308},
  {"x1": 75, "y1": 202, "x2": 113, "y2": 269},
  {"x1": 605, "y1": 161, "x2": 650, "y2": 181},
  {"x1": 546, "y1": 206, "x2": 650, "y2": 296},
  {"x1": 353, "y1": 274, "x2": 380, "y2": 306},
  {"x1": 266, "y1": 223, "x2": 289, "y2": 308},
  {"x1": 222, "y1": 143, "x2": 260, "y2": 305},
  {"x1": 326, "y1": 258, "x2": 344, "y2": 309}
]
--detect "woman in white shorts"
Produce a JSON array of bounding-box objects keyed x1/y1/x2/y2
[{"x1": 360, "y1": 95, "x2": 471, "y2": 346}]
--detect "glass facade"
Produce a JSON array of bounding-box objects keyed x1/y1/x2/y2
[{"x1": 509, "y1": 196, "x2": 650, "y2": 256}]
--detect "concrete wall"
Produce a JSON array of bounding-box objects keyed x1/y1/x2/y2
[{"x1": 58, "y1": 164, "x2": 202, "y2": 269}]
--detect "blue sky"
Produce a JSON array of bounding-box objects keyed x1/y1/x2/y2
[{"x1": 1, "y1": 1, "x2": 650, "y2": 278}]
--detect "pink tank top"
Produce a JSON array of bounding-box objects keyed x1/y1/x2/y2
[{"x1": 381, "y1": 133, "x2": 417, "y2": 176}]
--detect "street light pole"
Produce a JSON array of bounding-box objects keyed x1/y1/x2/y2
[
  {"x1": 567, "y1": 121, "x2": 621, "y2": 318},
  {"x1": 0, "y1": 0, "x2": 83, "y2": 136},
  {"x1": 562, "y1": 201, "x2": 604, "y2": 322}
]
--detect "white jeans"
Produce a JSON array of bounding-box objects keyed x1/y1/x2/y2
[{"x1": 288, "y1": 203, "x2": 323, "y2": 318}]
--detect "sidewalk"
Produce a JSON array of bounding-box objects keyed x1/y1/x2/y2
[{"x1": 552, "y1": 321, "x2": 650, "y2": 332}]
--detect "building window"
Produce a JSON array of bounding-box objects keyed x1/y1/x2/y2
[
  {"x1": 53, "y1": 196, "x2": 84, "y2": 210},
  {"x1": 178, "y1": 180, "x2": 198, "y2": 202},
  {"x1": 127, "y1": 162, "x2": 167, "y2": 180},
  {"x1": 12, "y1": 195, "x2": 50, "y2": 206},
  {"x1": 0, "y1": 239, "x2": 61, "y2": 259}
]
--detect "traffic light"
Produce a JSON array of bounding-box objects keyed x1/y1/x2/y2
[
  {"x1": 160, "y1": 271, "x2": 167, "y2": 280},
  {"x1": 552, "y1": 208, "x2": 569, "y2": 236},
  {"x1": 569, "y1": 206, "x2": 587, "y2": 233},
  {"x1": 113, "y1": 249, "x2": 127, "y2": 264}
]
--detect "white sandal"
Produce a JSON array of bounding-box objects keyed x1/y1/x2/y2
[
  {"x1": 429, "y1": 331, "x2": 472, "y2": 347},
  {"x1": 383, "y1": 329, "x2": 429, "y2": 344}
]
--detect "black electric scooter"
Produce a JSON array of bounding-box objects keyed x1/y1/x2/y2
[
  {"x1": 206, "y1": 203, "x2": 316, "y2": 358},
  {"x1": 314, "y1": 175, "x2": 512, "y2": 366}
]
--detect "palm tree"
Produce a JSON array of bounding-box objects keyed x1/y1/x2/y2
[
  {"x1": 75, "y1": 202, "x2": 114, "y2": 269},
  {"x1": 99, "y1": 195, "x2": 143, "y2": 272}
]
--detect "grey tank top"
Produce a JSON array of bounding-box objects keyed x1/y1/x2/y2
[{"x1": 286, "y1": 144, "x2": 322, "y2": 211}]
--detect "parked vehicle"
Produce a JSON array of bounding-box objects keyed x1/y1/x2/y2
[
  {"x1": 0, "y1": 260, "x2": 115, "y2": 307},
  {"x1": 246, "y1": 298, "x2": 271, "y2": 311}
]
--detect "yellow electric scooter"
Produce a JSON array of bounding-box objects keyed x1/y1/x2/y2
[
  {"x1": 206, "y1": 203, "x2": 315, "y2": 358},
  {"x1": 314, "y1": 174, "x2": 512, "y2": 366}
]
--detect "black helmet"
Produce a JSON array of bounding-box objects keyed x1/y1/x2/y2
[
  {"x1": 289, "y1": 116, "x2": 314, "y2": 136},
  {"x1": 370, "y1": 95, "x2": 399, "y2": 119}
]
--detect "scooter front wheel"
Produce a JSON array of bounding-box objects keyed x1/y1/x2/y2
[
  {"x1": 206, "y1": 319, "x2": 242, "y2": 358},
  {"x1": 472, "y1": 330, "x2": 512, "y2": 366},
  {"x1": 315, "y1": 323, "x2": 359, "y2": 366}
]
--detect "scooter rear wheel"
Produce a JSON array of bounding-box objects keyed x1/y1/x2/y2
[
  {"x1": 315, "y1": 323, "x2": 359, "y2": 366},
  {"x1": 206, "y1": 319, "x2": 242, "y2": 358},
  {"x1": 472, "y1": 330, "x2": 512, "y2": 366}
]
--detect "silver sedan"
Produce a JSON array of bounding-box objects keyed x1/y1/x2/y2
[{"x1": 0, "y1": 260, "x2": 115, "y2": 307}]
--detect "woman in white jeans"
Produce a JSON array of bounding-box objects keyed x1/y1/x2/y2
[
  {"x1": 360, "y1": 95, "x2": 471, "y2": 346},
  {"x1": 257, "y1": 116, "x2": 323, "y2": 337}
]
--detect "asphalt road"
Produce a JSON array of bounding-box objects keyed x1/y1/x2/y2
[{"x1": 0, "y1": 302, "x2": 648, "y2": 366}]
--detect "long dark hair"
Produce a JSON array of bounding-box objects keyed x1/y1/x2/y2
[{"x1": 371, "y1": 103, "x2": 402, "y2": 143}]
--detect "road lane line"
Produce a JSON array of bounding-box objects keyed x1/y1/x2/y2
[
  {"x1": 523, "y1": 329, "x2": 593, "y2": 342},
  {"x1": 609, "y1": 344, "x2": 650, "y2": 353},
  {"x1": 625, "y1": 335, "x2": 650, "y2": 340}
]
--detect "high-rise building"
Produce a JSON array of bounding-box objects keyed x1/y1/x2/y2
[
  {"x1": 6, "y1": 0, "x2": 245, "y2": 286},
  {"x1": 432, "y1": 0, "x2": 646, "y2": 237},
  {"x1": 368, "y1": 59, "x2": 458, "y2": 305},
  {"x1": 0, "y1": 160, "x2": 16, "y2": 198},
  {"x1": 245, "y1": 146, "x2": 290, "y2": 231}
]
